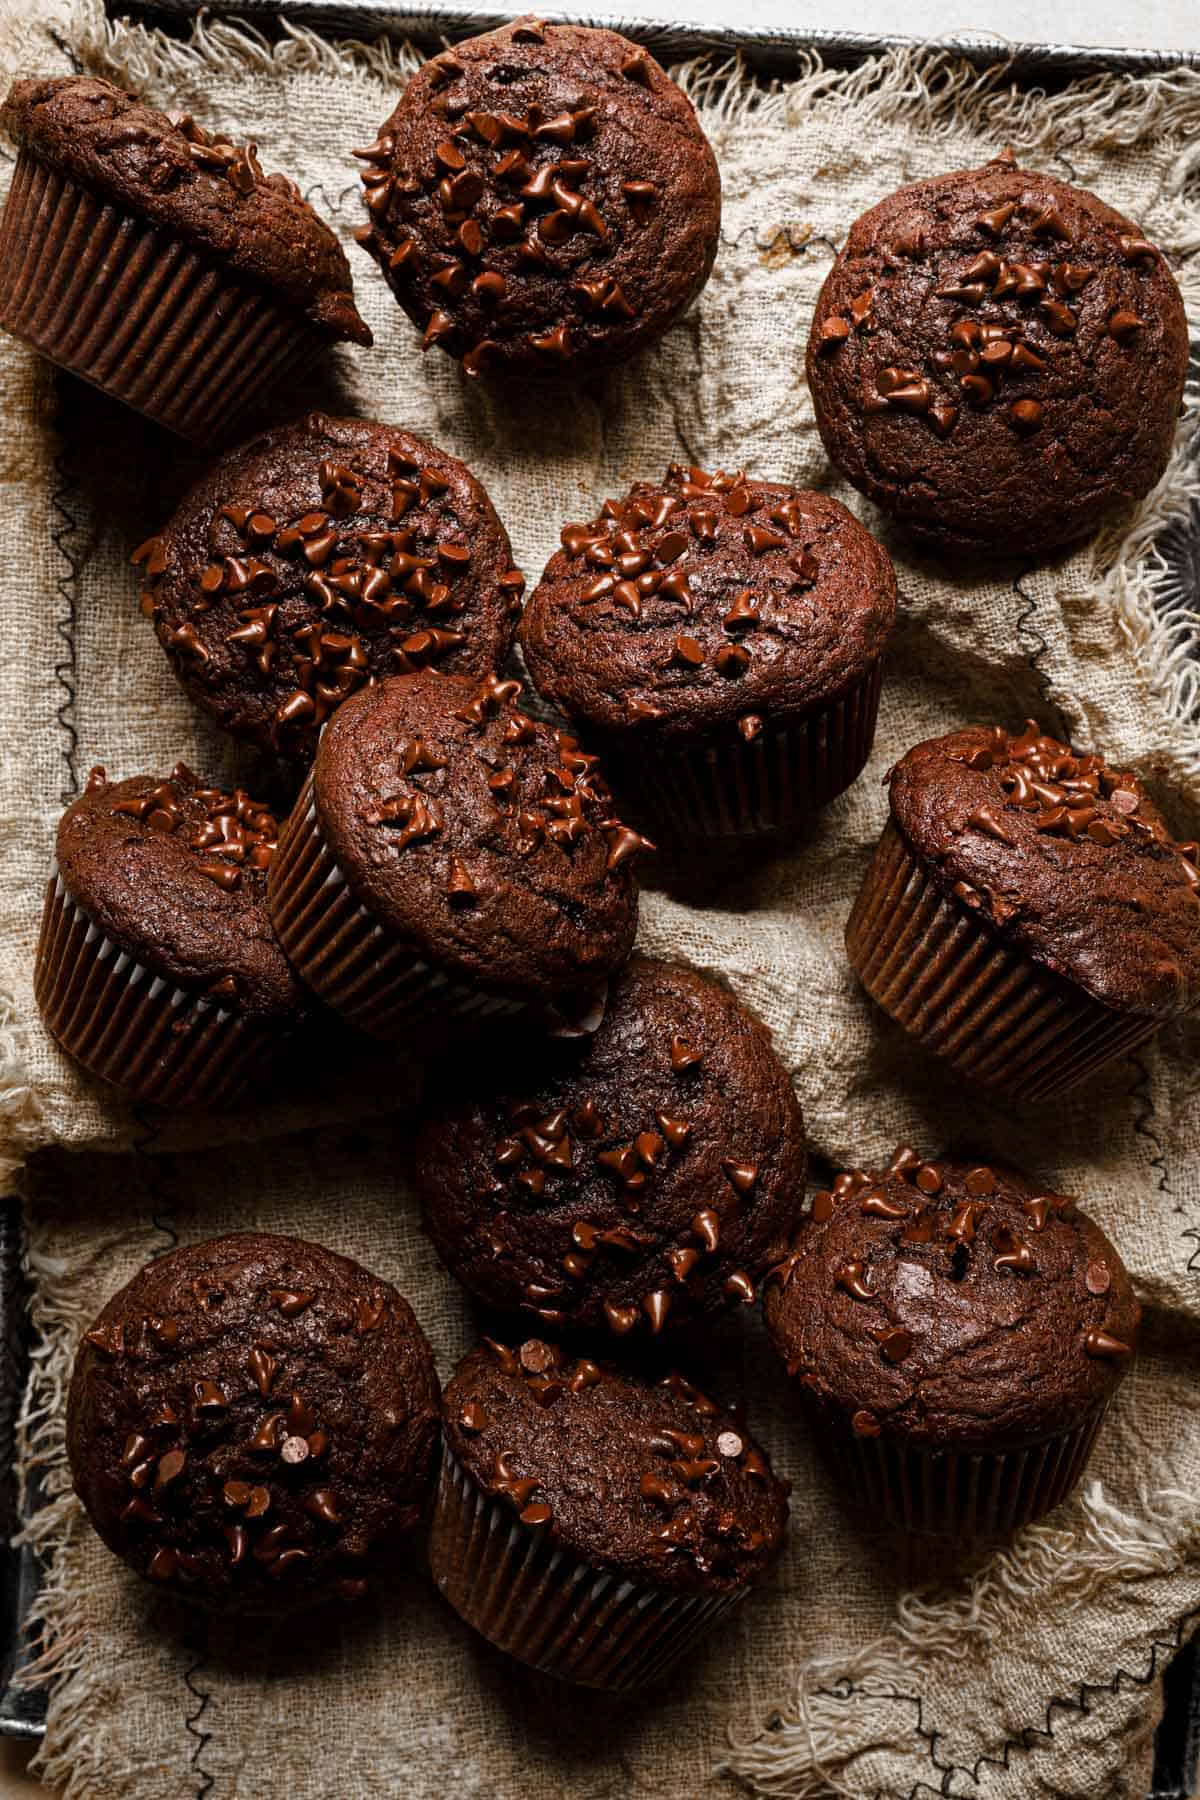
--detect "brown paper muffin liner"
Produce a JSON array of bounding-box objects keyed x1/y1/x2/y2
[
  {"x1": 628, "y1": 659, "x2": 883, "y2": 840},
  {"x1": 810, "y1": 1394, "x2": 1110, "y2": 1537},
  {"x1": 845, "y1": 818, "x2": 1159, "y2": 1098},
  {"x1": 427, "y1": 1445, "x2": 746, "y2": 1690},
  {"x1": 34, "y1": 875, "x2": 286, "y2": 1107},
  {"x1": 268, "y1": 775, "x2": 525, "y2": 1042},
  {"x1": 0, "y1": 153, "x2": 330, "y2": 446}
]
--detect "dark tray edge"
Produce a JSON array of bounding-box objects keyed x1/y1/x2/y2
[
  {"x1": 108, "y1": 0, "x2": 1200, "y2": 82},
  {"x1": 5, "y1": 7, "x2": 1199, "y2": 1790}
]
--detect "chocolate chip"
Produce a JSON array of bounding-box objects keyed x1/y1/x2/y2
[
  {"x1": 1008, "y1": 399, "x2": 1044, "y2": 433},
  {"x1": 869, "y1": 1325, "x2": 913, "y2": 1363}
]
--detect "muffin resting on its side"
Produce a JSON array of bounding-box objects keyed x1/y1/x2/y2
[
  {"x1": 520, "y1": 464, "x2": 897, "y2": 838},
  {"x1": 136, "y1": 411, "x2": 525, "y2": 758},
  {"x1": 267, "y1": 669, "x2": 649, "y2": 1041},
  {"x1": 846, "y1": 721, "x2": 1200, "y2": 1098},
  {"x1": 68, "y1": 1232, "x2": 440, "y2": 1614},
  {"x1": 36, "y1": 763, "x2": 307, "y2": 1107},
  {"x1": 806, "y1": 151, "x2": 1188, "y2": 558},
  {"x1": 0, "y1": 77, "x2": 370, "y2": 444},
  {"x1": 763, "y1": 1150, "x2": 1138, "y2": 1535},
  {"x1": 430, "y1": 1336, "x2": 788, "y2": 1687},
  {"x1": 413, "y1": 954, "x2": 807, "y2": 1336},
  {"x1": 355, "y1": 18, "x2": 720, "y2": 381}
]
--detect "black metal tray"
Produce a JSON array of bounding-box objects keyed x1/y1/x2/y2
[{"x1": 1, "y1": 6, "x2": 1196, "y2": 1791}]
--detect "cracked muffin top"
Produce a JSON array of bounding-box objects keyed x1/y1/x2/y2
[
  {"x1": 764, "y1": 1150, "x2": 1138, "y2": 1452},
  {"x1": 442, "y1": 1335, "x2": 788, "y2": 1592},
  {"x1": 355, "y1": 18, "x2": 720, "y2": 379},
  {"x1": 887, "y1": 722, "x2": 1200, "y2": 1019},
  {"x1": 67, "y1": 1232, "x2": 439, "y2": 1614},
  {"x1": 3, "y1": 76, "x2": 370, "y2": 342},
  {"x1": 806, "y1": 152, "x2": 1187, "y2": 558},
  {"x1": 520, "y1": 464, "x2": 896, "y2": 748}
]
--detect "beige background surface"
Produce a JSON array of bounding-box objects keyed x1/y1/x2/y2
[{"x1": 0, "y1": 2, "x2": 1198, "y2": 1798}]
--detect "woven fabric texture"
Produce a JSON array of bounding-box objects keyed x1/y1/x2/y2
[{"x1": 2, "y1": 5, "x2": 1198, "y2": 1798}]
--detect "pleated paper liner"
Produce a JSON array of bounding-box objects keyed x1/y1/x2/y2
[
  {"x1": 622, "y1": 659, "x2": 883, "y2": 841},
  {"x1": 845, "y1": 818, "x2": 1159, "y2": 1099},
  {"x1": 0, "y1": 153, "x2": 331, "y2": 446},
  {"x1": 428, "y1": 1446, "x2": 747, "y2": 1690},
  {"x1": 35, "y1": 875, "x2": 286, "y2": 1107},
  {"x1": 809, "y1": 1393, "x2": 1110, "y2": 1537},
  {"x1": 267, "y1": 775, "x2": 525, "y2": 1042}
]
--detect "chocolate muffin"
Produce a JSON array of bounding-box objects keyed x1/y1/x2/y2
[
  {"x1": 136, "y1": 412, "x2": 524, "y2": 758},
  {"x1": 763, "y1": 1150, "x2": 1138, "y2": 1535},
  {"x1": 846, "y1": 721, "x2": 1200, "y2": 1097},
  {"x1": 806, "y1": 151, "x2": 1189, "y2": 558},
  {"x1": 430, "y1": 1336, "x2": 788, "y2": 1687},
  {"x1": 67, "y1": 1232, "x2": 440, "y2": 1614},
  {"x1": 267, "y1": 668, "x2": 648, "y2": 1040},
  {"x1": 35, "y1": 763, "x2": 307, "y2": 1107},
  {"x1": 0, "y1": 77, "x2": 370, "y2": 445},
  {"x1": 354, "y1": 18, "x2": 721, "y2": 381},
  {"x1": 414, "y1": 955, "x2": 806, "y2": 1336},
  {"x1": 519, "y1": 464, "x2": 897, "y2": 839}
]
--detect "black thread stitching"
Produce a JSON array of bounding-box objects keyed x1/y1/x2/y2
[
  {"x1": 131, "y1": 1103, "x2": 178, "y2": 1250},
  {"x1": 808, "y1": 1599, "x2": 1199, "y2": 1799},
  {"x1": 1128, "y1": 1050, "x2": 1172, "y2": 1204},
  {"x1": 46, "y1": 30, "x2": 83, "y2": 74},
  {"x1": 1012, "y1": 566, "x2": 1069, "y2": 736},
  {"x1": 720, "y1": 223, "x2": 842, "y2": 258},
  {"x1": 49, "y1": 439, "x2": 82, "y2": 805},
  {"x1": 303, "y1": 180, "x2": 359, "y2": 220},
  {"x1": 183, "y1": 1639, "x2": 216, "y2": 1800}
]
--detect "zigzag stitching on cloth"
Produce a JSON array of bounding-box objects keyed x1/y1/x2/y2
[
  {"x1": 1011, "y1": 566, "x2": 1071, "y2": 736},
  {"x1": 183, "y1": 1641, "x2": 216, "y2": 1800},
  {"x1": 130, "y1": 1103, "x2": 179, "y2": 1251},
  {"x1": 49, "y1": 440, "x2": 82, "y2": 807},
  {"x1": 806, "y1": 1600, "x2": 1199, "y2": 1800},
  {"x1": 1127, "y1": 1051, "x2": 1172, "y2": 1199}
]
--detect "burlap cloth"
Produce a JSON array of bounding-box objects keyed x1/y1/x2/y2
[{"x1": 1, "y1": 3, "x2": 1198, "y2": 1795}]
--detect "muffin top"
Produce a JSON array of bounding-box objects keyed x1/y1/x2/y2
[
  {"x1": 806, "y1": 153, "x2": 1188, "y2": 558},
  {"x1": 354, "y1": 18, "x2": 720, "y2": 378},
  {"x1": 55, "y1": 764, "x2": 306, "y2": 1022},
  {"x1": 414, "y1": 955, "x2": 807, "y2": 1336},
  {"x1": 137, "y1": 413, "x2": 524, "y2": 757},
  {"x1": 520, "y1": 465, "x2": 897, "y2": 746},
  {"x1": 888, "y1": 722, "x2": 1200, "y2": 1018},
  {"x1": 66, "y1": 1232, "x2": 440, "y2": 1614},
  {"x1": 443, "y1": 1337, "x2": 788, "y2": 1591},
  {"x1": 2, "y1": 77, "x2": 370, "y2": 344},
  {"x1": 763, "y1": 1151, "x2": 1139, "y2": 1452},
  {"x1": 306, "y1": 669, "x2": 647, "y2": 1002}
]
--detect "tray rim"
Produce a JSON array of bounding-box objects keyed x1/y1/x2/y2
[
  {"x1": 111, "y1": 0, "x2": 1200, "y2": 79},
  {"x1": 4, "y1": 4, "x2": 1197, "y2": 1789}
]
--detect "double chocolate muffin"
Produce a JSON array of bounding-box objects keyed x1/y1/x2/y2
[
  {"x1": 413, "y1": 955, "x2": 807, "y2": 1336},
  {"x1": 36, "y1": 764, "x2": 306, "y2": 1107},
  {"x1": 68, "y1": 1233, "x2": 440, "y2": 1613},
  {"x1": 764, "y1": 1150, "x2": 1138, "y2": 1535},
  {"x1": 807, "y1": 151, "x2": 1189, "y2": 558},
  {"x1": 137, "y1": 412, "x2": 524, "y2": 758},
  {"x1": 268, "y1": 669, "x2": 649, "y2": 1040},
  {"x1": 846, "y1": 721, "x2": 1200, "y2": 1096},
  {"x1": 430, "y1": 1336, "x2": 788, "y2": 1687},
  {"x1": 0, "y1": 77, "x2": 370, "y2": 444},
  {"x1": 355, "y1": 18, "x2": 721, "y2": 380},
  {"x1": 520, "y1": 464, "x2": 897, "y2": 837}
]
